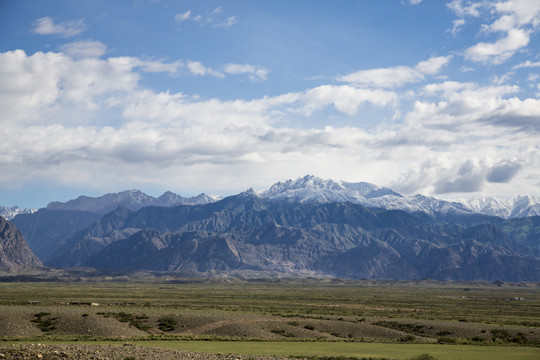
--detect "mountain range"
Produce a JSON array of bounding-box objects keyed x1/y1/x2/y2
[{"x1": 2, "y1": 175, "x2": 540, "y2": 281}]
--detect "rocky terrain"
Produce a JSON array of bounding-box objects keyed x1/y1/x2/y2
[
  {"x1": 0, "y1": 217, "x2": 41, "y2": 269},
  {"x1": 0, "y1": 343, "x2": 289, "y2": 360}
]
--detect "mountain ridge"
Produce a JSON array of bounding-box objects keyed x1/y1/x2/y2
[
  {"x1": 45, "y1": 189, "x2": 221, "y2": 215},
  {"x1": 38, "y1": 191, "x2": 540, "y2": 281},
  {"x1": 5, "y1": 175, "x2": 540, "y2": 220}
]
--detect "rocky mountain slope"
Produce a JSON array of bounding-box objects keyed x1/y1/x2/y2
[
  {"x1": 44, "y1": 192, "x2": 540, "y2": 281},
  {"x1": 0, "y1": 216, "x2": 42, "y2": 268},
  {"x1": 12, "y1": 209, "x2": 101, "y2": 262}
]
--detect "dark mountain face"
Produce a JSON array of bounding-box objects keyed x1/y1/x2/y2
[
  {"x1": 12, "y1": 209, "x2": 100, "y2": 262},
  {"x1": 0, "y1": 217, "x2": 42, "y2": 268},
  {"x1": 41, "y1": 194, "x2": 540, "y2": 281}
]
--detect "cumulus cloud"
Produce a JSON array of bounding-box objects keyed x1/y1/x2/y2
[
  {"x1": 487, "y1": 161, "x2": 522, "y2": 183},
  {"x1": 465, "y1": 28, "x2": 530, "y2": 64},
  {"x1": 434, "y1": 160, "x2": 486, "y2": 194},
  {"x1": 301, "y1": 85, "x2": 397, "y2": 115},
  {"x1": 338, "y1": 56, "x2": 450, "y2": 88},
  {"x1": 407, "y1": 80, "x2": 540, "y2": 131},
  {"x1": 32, "y1": 16, "x2": 86, "y2": 37},
  {"x1": 451, "y1": 0, "x2": 540, "y2": 64},
  {"x1": 415, "y1": 56, "x2": 452, "y2": 75},
  {"x1": 1, "y1": 46, "x2": 540, "y2": 198}
]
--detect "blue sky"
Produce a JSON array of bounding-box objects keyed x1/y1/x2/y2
[{"x1": 1, "y1": 0, "x2": 540, "y2": 208}]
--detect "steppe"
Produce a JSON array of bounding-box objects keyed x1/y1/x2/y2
[{"x1": 0, "y1": 277, "x2": 539, "y2": 359}]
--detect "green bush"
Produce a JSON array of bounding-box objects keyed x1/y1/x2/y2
[
  {"x1": 31, "y1": 312, "x2": 57, "y2": 332},
  {"x1": 158, "y1": 316, "x2": 178, "y2": 332}
]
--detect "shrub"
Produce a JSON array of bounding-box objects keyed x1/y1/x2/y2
[
  {"x1": 399, "y1": 335, "x2": 416, "y2": 343},
  {"x1": 32, "y1": 312, "x2": 57, "y2": 332},
  {"x1": 158, "y1": 316, "x2": 178, "y2": 332},
  {"x1": 408, "y1": 354, "x2": 437, "y2": 360},
  {"x1": 437, "y1": 337, "x2": 458, "y2": 344}
]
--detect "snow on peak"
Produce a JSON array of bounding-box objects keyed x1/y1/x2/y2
[
  {"x1": 261, "y1": 175, "x2": 401, "y2": 203},
  {"x1": 0, "y1": 206, "x2": 37, "y2": 220}
]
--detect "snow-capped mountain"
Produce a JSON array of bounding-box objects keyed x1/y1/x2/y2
[
  {"x1": 462, "y1": 195, "x2": 540, "y2": 218},
  {"x1": 0, "y1": 206, "x2": 37, "y2": 221},
  {"x1": 260, "y1": 175, "x2": 401, "y2": 203},
  {"x1": 259, "y1": 175, "x2": 539, "y2": 219},
  {"x1": 45, "y1": 189, "x2": 221, "y2": 215}
]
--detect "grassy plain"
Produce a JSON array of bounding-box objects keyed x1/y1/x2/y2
[{"x1": 0, "y1": 278, "x2": 539, "y2": 359}]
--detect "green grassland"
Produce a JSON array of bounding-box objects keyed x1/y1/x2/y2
[
  {"x1": 133, "y1": 340, "x2": 540, "y2": 360},
  {"x1": 0, "y1": 278, "x2": 539, "y2": 359}
]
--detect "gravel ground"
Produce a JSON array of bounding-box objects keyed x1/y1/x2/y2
[{"x1": 0, "y1": 344, "x2": 293, "y2": 360}]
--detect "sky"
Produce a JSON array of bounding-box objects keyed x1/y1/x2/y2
[{"x1": 1, "y1": 0, "x2": 540, "y2": 209}]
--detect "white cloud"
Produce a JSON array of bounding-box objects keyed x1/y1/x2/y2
[
  {"x1": 187, "y1": 61, "x2": 225, "y2": 78},
  {"x1": 513, "y1": 60, "x2": 540, "y2": 69},
  {"x1": 301, "y1": 85, "x2": 397, "y2": 115},
  {"x1": 32, "y1": 16, "x2": 86, "y2": 37},
  {"x1": 410, "y1": 0, "x2": 422, "y2": 5},
  {"x1": 224, "y1": 63, "x2": 269, "y2": 81},
  {"x1": 338, "y1": 56, "x2": 450, "y2": 88},
  {"x1": 0, "y1": 50, "x2": 64, "y2": 122},
  {"x1": 339, "y1": 66, "x2": 422, "y2": 88},
  {"x1": 415, "y1": 56, "x2": 451, "y2": 75},
  {"x1": 174, "y1": 10, "x2": 191, "y2": 23},
  {"x1": 447, "y1": 0, "x2": 482, "y2": 18},
  {"x1": 1, "y1": 47, "x2": 540, "y2": 199},
  {"x1": 465, "y1": 28, "x2": 530, "y2": 64},
  {"x1": 174, "y1": 8, "x2": 237, "y2": 28},
  {"x1": 453, "y1": 0, "x2": 540, "y2": 64},
  {"x1": 59, "y1": 40, "x2": 107, "y2": 58},
  {"x1": 527, "y1": 73, "x2": 539, "y2": 82},
  {"x1": 119, "y1": 57, "x2": 183, "y2": 75},
  {"x1": 409, "y1": 81, "x2": 540, "y2": 131},
  {"x1": 450, "y1": 18, "x2": 466, "y2": 36},
  {"x1": 215, "y1": 16, "x2": 237, "y2": 28}
]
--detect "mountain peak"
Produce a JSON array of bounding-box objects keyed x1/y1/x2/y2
[
  {"x1": 261, "y1": 175, "x2": 401, "y2": 203},
  {"x1": 46, "y1": 189, "x2": 219, "y2": 214},
  {"x1": 0, "y1": 206, "x2": 37, "y2": 221}
]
